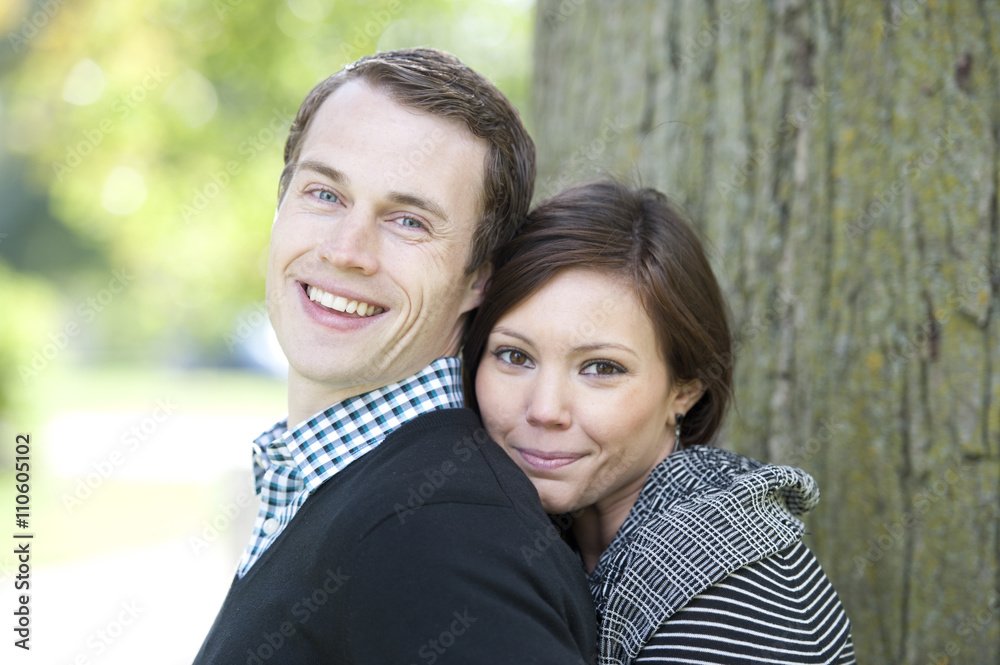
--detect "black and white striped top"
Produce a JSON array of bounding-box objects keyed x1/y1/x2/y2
[
  {"x1": 589, "y1": 446, "x2": 855, "y2": 664},
  {"x1": 638, "y1": 542, "x2": 855, "y2": 663}
]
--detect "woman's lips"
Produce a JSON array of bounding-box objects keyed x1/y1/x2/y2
[{"x1": 515, "y1": 448, "x2": 583, "y2": 472}]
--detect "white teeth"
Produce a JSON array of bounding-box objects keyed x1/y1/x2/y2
[{"x1": 305, "y1": 285, "x2": 381, "y2": 317}]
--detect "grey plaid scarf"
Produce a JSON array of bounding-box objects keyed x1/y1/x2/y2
[{"x1": 587, "y1": 445, "x2": 820, "y2": 665}]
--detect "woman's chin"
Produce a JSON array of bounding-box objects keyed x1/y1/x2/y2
[
  {"x1": 538, "y1": 493, "x2": 581, "y2": 516},
  {"x1": 525, "y1": 475, "x2": 585, "y2": 515}
]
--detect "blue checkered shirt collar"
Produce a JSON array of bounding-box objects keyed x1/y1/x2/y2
[{"x1": 238, "y1": 357, "x2": 463, "y2": 577}]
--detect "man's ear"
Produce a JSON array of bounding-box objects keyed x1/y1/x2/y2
[{"x1": 460, "y1": 261, "x2": 492, "y2": 314}]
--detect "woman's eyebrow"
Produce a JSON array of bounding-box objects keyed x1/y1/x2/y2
[
  {"x1": 571, "y1": 342, "x2": 638, "y2": 357},
  {"x1": 493, "y1": 327, "x2": 638, "y2": 357},
  {"x1": 491, "y1": 327, "x2": 533, "y2": 345}
]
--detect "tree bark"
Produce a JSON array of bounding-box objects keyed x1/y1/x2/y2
[{"x1": 532, "y1": 1, "x2": 1000, "y2": 662}]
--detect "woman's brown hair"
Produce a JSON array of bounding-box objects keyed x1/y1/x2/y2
[{"x1": 463, "y1": 181, "x2": 734, "y2": 449}]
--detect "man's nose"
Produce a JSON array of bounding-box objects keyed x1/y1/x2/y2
[{"x1": 318, "y1": 208, "x2": 380, "y2": 275}]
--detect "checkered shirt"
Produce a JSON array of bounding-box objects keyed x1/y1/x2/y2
[{"x1": 236, "y1": 357, "x2": 464, "y2": 577}]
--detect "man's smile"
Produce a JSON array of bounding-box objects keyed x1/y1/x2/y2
[{"x1": 303, "y1": 283, "x2": 385, "y2": 317}]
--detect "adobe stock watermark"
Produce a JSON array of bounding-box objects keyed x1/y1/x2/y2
[
  {"x1": 697, "y1": 287, "x2": 796, "y2": 389},
  {"x1": 537, "y1": 116, "x2": 627, "y2": 200},
  {"x1": 6, "y1": 0, "x2": 69, "y2": 53},
  {"x1": 877, "y1": 0, "x2": 926, "y2": 36},
  {"x1": 542, "y1": 0, "x2": 585, "y2": 27},
  {"x1": 52, "y1": 67, "x2": 171, "y2": 182},
  {"x1": 852, "y1": 458, "x2": 967, "y2": 573},
  {"x1": 68, "y1": 600, "x2": 144, "y2": 663},
  {"x1": 214, "y1": 0, "x2": 244, "y2": 20},
  {"x1": 519, "y1": 439, "x2": 646, "y2": 568},
  {"x1": 337, "y1": 0, "x2": 403, "y2": 62},
  {"x1": 390, "y1": 127, "x2": 448, "y2": 182},
  {"x1": 520, "y1": 512, "x2": 576, "y2": 568},
  {"x1": 717, "y1": 85, "x2": 831, "y2": 201},
  {"x1": 180, "y1": 108, "x2": 295, "y2": 223},
  {"x1": 19, "y1": 268, "x2": 135, "y2": 383},
  {"x1": 244, "y1": 567, "x2": 351, "y2": 664},
  {"x1": 715, "y1": 85, "x2": 830, "y2": 201},
  {"x1": 188, "y1": 491, "x2": 255, "y2": 556},
  {"x1": 224, "y1": 302, "x2": 270, "y2": 351},
  {"x1": 394, "y1": 428, "x2": 493, "y2": 524},
  {"x1": 784, "y1": 416, "x2": 845, "y2": 468},
  {"x1": 928, "y1": 589, "x2": 1000, "y2": 664},
  {"x1": 412, "y1": 610, "x2": 477, "y2": 664},
  {"x1": 675, "y1": 0, "x2": 752, "y2": 70},
  {"x1": 60, "y1": 398, "x2": 178, "y2": 513},
  {"x1": 887, "y1": 261, "x2": 998, "y2": 374},
  {"x1": 520, "y1": 451, "x2": 640, "y2": 567},
  {"x1": 845, "y1": 125, "x2": 958, "y2": 242}
]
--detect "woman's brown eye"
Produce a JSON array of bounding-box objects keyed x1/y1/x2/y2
[
  {"x1": 510, "y1": 351, "x2": 527, "y2": 365},
  {"x1": 582, "y1": 361, "x2": 624, "y2": 376}
]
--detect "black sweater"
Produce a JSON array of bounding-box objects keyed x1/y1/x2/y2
[{"x1": 193, "y1": 408, "x2": 596, "y2": 664}]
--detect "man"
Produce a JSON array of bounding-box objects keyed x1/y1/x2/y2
[{"x1": 193, "y1": 49, "x2": 596, "y2": 663}]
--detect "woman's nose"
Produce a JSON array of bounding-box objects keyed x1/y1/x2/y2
[{"x1": 525, "y1": 372, "x2": 572, "y2": 429}]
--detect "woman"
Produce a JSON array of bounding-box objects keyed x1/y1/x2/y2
[{"x1": 465, "y1": 181, "x2": 855, "y2": 664}]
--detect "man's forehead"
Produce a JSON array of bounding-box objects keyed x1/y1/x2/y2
[{"x1": 298, "y1": 82, "x2": 488, "y2": 220}]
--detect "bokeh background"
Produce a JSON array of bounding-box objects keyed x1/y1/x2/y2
[
  {"x1": 1, "y1": 1, "x2": 999, "y2": 663},
  {"x1": 0, "y1": 0, "x2": 532, "y2": 662}
]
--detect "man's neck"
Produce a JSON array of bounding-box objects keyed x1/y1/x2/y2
[
  {"x1": 285, "y1": 371, "x2": 390, "y2": 430},
  {"x1": 284, "y1": 356, "x2": 462, "y2": 430}
]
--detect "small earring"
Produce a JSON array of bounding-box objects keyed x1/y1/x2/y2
[{"x1": 673, "y1": 413, "x2": 684, "y2": 451}]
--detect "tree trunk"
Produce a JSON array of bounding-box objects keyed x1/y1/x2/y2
[{"x1": 532, "y1": 1, "x2": 1000, "y2": 662}]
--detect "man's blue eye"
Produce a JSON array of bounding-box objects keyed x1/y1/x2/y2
[
  {"x1": 318, "y1": 190, "x2": 338, "y2": 203},
  {"x1": 398, "y1": 216, "x2": 422, "y2": 229}
]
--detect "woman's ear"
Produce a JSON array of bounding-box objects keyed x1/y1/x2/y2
[{"x1": 672, "y1": 378, "x2": 706, "y2": 416}]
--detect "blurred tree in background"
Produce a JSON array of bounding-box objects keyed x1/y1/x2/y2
[{"x1": 0, "y1": 0, "x2": 532, "y2": 418}]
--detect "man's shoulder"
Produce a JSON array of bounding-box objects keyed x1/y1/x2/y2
[{"x1": 308, "y1": 408, "x2": 547, "y2": 532}]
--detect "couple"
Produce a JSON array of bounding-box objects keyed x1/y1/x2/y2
[{"x1": 194, "y1": 49, "x2": 854, "y2": 664}]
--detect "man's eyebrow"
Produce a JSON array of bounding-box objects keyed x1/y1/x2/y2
[
  {"x1": 296, "y1": 160, "x2": 450, "y2": 223},
  {"x1": 297, "y1": 160, "x2": 349, "y2": 185},
  {"x1": 387, "y1": 191, "x2": 450, "y2": 223}
]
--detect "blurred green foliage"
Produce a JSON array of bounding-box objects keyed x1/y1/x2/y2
[{"x1": 0, "y1": 0, "x2": 533, "y2": 412}]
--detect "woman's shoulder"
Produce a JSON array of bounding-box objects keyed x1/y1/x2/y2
[
  {"x1": 591, "y1": 450, "x2": 829, "y2": 663},
  {"x1": 637, "y1": 541, "x2": 857, "y2": 664},
  {"x1": 639, "y1": 445, "x2": 821, "y2": 519}
]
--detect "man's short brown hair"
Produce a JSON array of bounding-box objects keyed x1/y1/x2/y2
[{"x1": 279, "y1": 48, "x2": 535, "y2": 273}]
